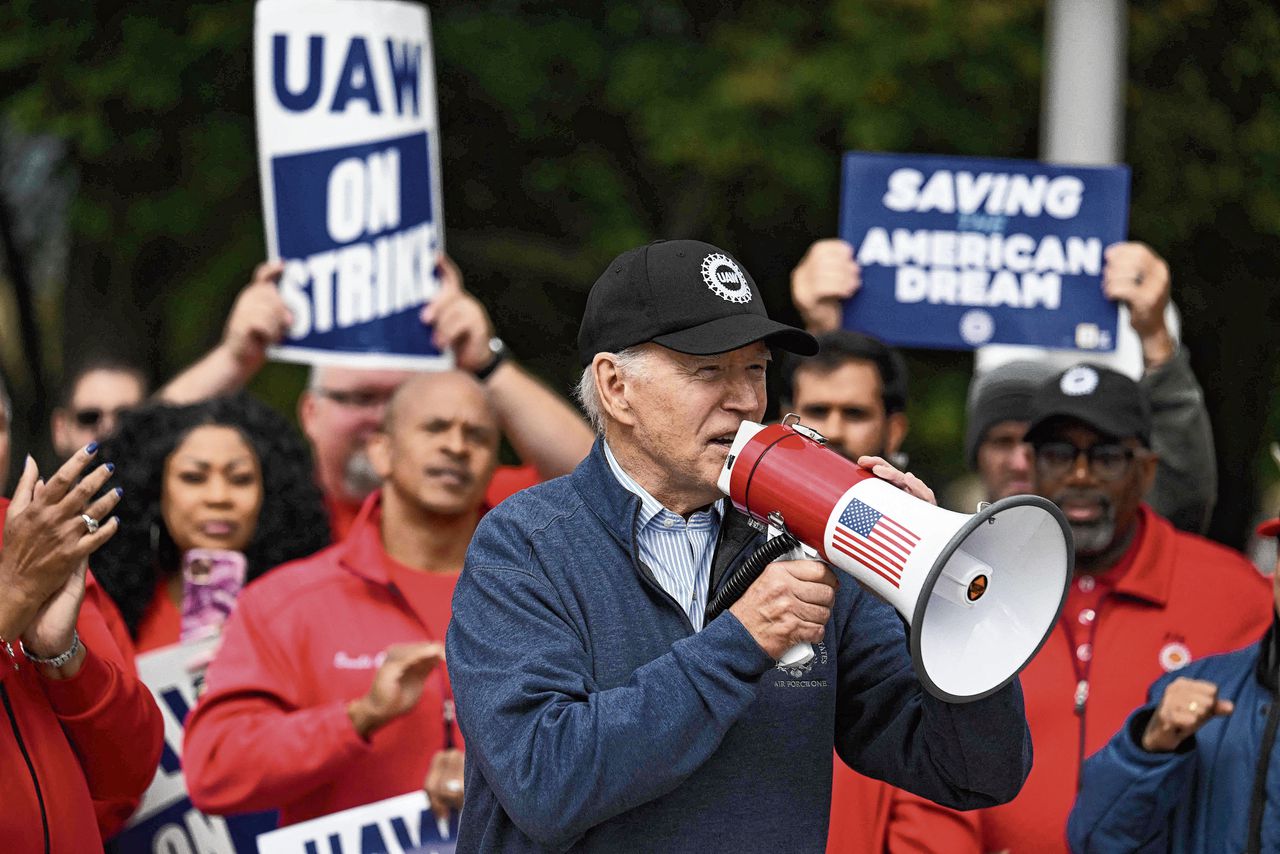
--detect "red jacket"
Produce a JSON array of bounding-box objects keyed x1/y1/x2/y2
[
  {"x1": 0, "y1": 499, "x2": 164, "y2": 853},
  {"x1": 968, "y1": 505, "x2": 1272, "y2": 853},
  {"x1": 183, "y1": 492, "x2": 462, "y2": 826},
  {"x1": 826, "y1": 755, "x2": 979, "y2": 853}
]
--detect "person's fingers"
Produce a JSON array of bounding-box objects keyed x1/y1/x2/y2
[
  {"x1": 778, "y1": 560, "x2": 839, "y2": 588},
  {"x1": 791, "y1": 579, "x2": 838, "y2": 610},
  {"x1": 252, "y1": 260, "x2": 286, "y2": 285},
  {"x1": 438, "y1": 254, "x2": 464, "y2": 292},
  {"x1": 77, "y1": 515, "x2": 121, "y2": 554},
  {"x1": 59, "y1": 462, "x2": 116, "y2": 516},
  {"x1": 43, "y1": 445, "x2": 100, "y2": 505},
  {"x1": 7, "y1": 456, "x2": 40, "y2": 518},
  {"x1": 80, "y1": 487, "x2": 123, "y2": 530},
  {"x1": 1214, "y1": 699, "x2": 1235, "y2": 716}
]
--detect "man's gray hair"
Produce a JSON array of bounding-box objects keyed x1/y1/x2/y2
[{"x1": 574, "y1": 347, "x2": 654, "y2": 434}]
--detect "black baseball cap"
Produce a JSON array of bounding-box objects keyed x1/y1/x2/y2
[
  {"x1": 578, "y1": 240, "x2": 818, "y2": 366},
  {"x1": 1024, "y1": 364, "x2": 1152, "y2": 447}
]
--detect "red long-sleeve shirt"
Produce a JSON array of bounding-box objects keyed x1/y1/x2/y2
[
  {"x1": 0, "y1": 499, "x2": 164, "y2": 853},
  {"x1": 183, "y1": 492, "x2": 462, "y2": 826}
]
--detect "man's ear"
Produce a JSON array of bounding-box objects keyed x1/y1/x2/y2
[
  {"x1": 51, "y1": 408, "x2": 70, "y2": 450},
  {"x1": 298, "y1": 391, "x2": 318, "y2": 442},
  {"x1": 594, "y1": 354, "x2": 638, "y2": 428},
  {"x1": 886, "y1": 412, "x2": 909, "y2": 457},
  {"x1": 1138, "y1": 447, "x2": 1160, "y2": 495},
  {"x1": 367, "y1": 431, "x2": 392, "y2": 479}
]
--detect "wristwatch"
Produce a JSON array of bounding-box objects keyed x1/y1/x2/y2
[{"x1": 474, "y1": 337, "x2": 510, "y2": 382}]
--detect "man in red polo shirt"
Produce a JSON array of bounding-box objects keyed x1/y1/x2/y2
[
  {"x1": 184, "y1": 370, "x2": 499, "y2": 827},
  {"x1": 961, "y1": 364, "x2": 1271, "y2": 853}
]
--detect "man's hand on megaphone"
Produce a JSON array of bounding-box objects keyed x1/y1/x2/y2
[
  {"x1": 857, "y1": 456, "x2": 937, "y2": 506},
  {"x1": 729, "y1": 561, "x2": 839, "y2": 660}
]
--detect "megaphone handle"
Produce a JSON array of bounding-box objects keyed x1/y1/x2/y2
[{"x1": 768, "y1": 526, "x2": 820, "y2": 668}]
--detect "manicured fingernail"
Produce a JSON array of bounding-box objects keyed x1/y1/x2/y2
[
  {"x1": 115, "y1": 487, "x2": 124, "y2": 497},
  {"x1": 106, "y1": 462, "x2": 115, "y2": 473},
  {"x1": 112, "y1": 516, "x2": 120, "y2": 526},
  {"x1": 86, "y1": 442, "x2": 99, "y2": 455}
]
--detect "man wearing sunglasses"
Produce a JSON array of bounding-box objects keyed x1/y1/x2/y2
[
  {"x1": 50, "y1": 358, "x2": 148, "y2": 460},
  {"x1": 964, "y1": 363, "x2": 1272, "y2": 854}
]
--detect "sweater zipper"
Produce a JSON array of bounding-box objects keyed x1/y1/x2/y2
[
  {"x1": 1246, "y1": 688, "x2": 1280, "y2": 854},
  {"x1": 2, "y1": 682, "x2": 51, "y2": 854}
]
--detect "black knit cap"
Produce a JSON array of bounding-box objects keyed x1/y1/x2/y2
[
  {"x1": 1024, "y1": 364, "x2": 1152, "y2": 447},
  {"x1": 964, "y1": 360, "x2": 1059, "y2": 468},
  {"x1": 577, "y1": 240, "x2": 818, "y2": 366}
]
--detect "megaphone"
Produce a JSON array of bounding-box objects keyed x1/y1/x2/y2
[{"x1": 715, "y1": 417, "x2": 1072, "y2": 703}]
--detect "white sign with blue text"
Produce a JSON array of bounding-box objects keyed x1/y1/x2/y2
[
  {"x1": 108, "y1": 640, "x2": 276, "y2": 854},
  {"x1": 256, "y1": 791, "x2": 456, "y2": 854},
  {"x1": 254, "y1": 0, "x2": 449, "y2": 369},
  {"x1": 839, "y1": 152, "x2": 1130, "y2": 351}
]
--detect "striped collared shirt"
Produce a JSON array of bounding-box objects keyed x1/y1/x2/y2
[{"x1": 603, "y1": 442, "x2": 723, "y2": 630}]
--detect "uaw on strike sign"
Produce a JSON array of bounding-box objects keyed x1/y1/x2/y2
[
  {"x1": 255, "y1": 0, "x2": 449, "y2": 369},
  {"x1": 839, "y1": 152, "x2": 1130, "y2": 352}
]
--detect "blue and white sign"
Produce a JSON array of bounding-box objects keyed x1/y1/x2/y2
[
  {"x1": 838, "y1": 152, "x2": 1130, "y2": 351},
  {"x1": 254, "y1": 0, "x2": 449, "y2": 369},
  {"x1": 108, "y1": 640, "x2": 276, "y2": 854},
  {"x1": 256, "y1": 792, "x2": 456, "y2": 854}
]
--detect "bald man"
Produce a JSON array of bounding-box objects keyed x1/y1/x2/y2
[{"x1": 185, "y1": 372, "x2": 496, "y2": 828}]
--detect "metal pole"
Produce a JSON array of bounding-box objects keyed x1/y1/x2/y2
[{"x1": 1041, "y1": 0, "x2": 1127, "y2": 165}]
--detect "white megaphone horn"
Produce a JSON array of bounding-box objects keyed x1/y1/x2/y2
[{"x1": 714, "y1": 417, "x2": 1072, "y2": 703}]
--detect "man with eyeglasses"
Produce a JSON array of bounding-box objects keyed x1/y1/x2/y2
[
  {"x1": 160, "y1": 256, "x2": 594, "y2": 539},
  {"x1": 50, "y1": 357, "x2": 148, "y2": 461},
  {"x1": 963, "y1": 242, "x2": 1217, "y2": 535},
  {"x1": 962, "y1": 362, "x2": 1272, "y2": 854}
]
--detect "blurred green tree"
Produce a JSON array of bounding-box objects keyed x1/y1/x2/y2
[{"x1": 0, "y1": 0, "x2": 1275, "y2": 545}]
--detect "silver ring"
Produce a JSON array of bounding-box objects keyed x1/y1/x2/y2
[
  {"x1": 445, "y1": 779, "x2": 463, "y2": 794},
  {"x1": 82, "y1": 514, "x2": 100, "y2": 534}
]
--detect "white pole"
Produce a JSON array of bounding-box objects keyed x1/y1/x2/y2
[{"x1": 1041, "y1": 0, "x2": 1127, "y2": 165}]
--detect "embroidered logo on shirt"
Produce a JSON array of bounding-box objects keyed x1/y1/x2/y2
[
  {"x1": 333, "y1": 650, "x2": 387, "y2": 670},
  {"x1": 1158, "y1": 641, "x2": 1192, "y2": 672},
  {"x1": 774, "y1": 642, "x2": 829, "y2": 686}
]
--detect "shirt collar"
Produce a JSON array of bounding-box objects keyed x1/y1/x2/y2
[{"x1": 602, "y1": 441, "x2": 724, "y2": 528}]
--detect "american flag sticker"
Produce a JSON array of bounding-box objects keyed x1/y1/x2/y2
[{"x1": 830, "y1": 497, "x2": 920, "y2": 588}]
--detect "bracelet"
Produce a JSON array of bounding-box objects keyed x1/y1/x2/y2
[
  {"x1": 0, "y1": 635, "x2": 18, "y2": 670},
  {"x1": 21, "y1": 631, "x2": 81, "y2": 669}
]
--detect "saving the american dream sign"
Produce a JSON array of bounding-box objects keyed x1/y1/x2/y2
[
  {"x1": 838, "y1": 151, "x2": 1130, "y2": 352},
  {"x1": 254, "y1": 0, "x2": 449, "y2": 369}
]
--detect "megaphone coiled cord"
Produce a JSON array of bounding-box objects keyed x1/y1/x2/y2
[{"x1": 704, "y1": 531, "x2": 801, "y2": 624}]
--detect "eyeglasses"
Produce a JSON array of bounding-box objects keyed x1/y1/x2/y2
[
  {"x1": 1034, "y1": 442, "x2": 1139, "y2": 482},
  {"x1": 72, "y1": 407, "x2": 130, "y2": 429},
  {"x1": 313, "y1": 388, "x2": 394, "y2": 410}
]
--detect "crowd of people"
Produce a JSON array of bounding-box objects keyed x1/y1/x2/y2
[{"x1": 0, "y1": 234, "x2": 1275, "y2": 853}]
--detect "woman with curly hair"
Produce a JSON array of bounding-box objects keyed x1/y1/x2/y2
[{"x1": 93, "y1": 393, "x2": 330, "y2": 651}]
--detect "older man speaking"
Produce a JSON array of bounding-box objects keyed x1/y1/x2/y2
[{"x1": 447, "y1": 240, "x2": 1033, "y2": 852}]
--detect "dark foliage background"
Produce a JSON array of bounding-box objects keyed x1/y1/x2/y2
[{"x1": 0, "y1": 0, "x2": 1276, "y2": 546}]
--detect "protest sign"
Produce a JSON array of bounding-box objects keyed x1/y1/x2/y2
[
  {"x1": 256, "y1": 791, "x2": 456, "y2": 854},
  {"x1": 108, "y1": 640, "x2": 275, "y2": 854},
  {"x1": 254, "y1": 0, "x2": 449, "y2": 369},
  {"x1": 838, "y1": 151, "x2": 1130, "y2": 351}
]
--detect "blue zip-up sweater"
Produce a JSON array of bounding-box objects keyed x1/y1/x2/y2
[
  {"x1": 1068, "y1": 622, "x2": 1280, "y2": 854},
  {"x1": 447, "y1": 440, "x2": 1033, "y2": 852}
]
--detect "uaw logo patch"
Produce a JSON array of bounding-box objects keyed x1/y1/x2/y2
[
  {"x1": 774, "y1": 641, "x2": 829, "y2": 687},
  {"x1": 1159, "y1": 640, "x2": 1192, "y2": 672},
  {"x1": 701, "y1": 253, "x2": 753, "y2": 304},
  {"x1": 1061, "y1": 365, "x2": 1100, "y2": 396}
]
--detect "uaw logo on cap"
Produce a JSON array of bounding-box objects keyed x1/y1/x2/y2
[
  {"x1": 700, "y1": 253, "x2": 753, "y2": 304},
  {"x1": 1061, "y1": 365, "x2": 1100, "y2": 396}
]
